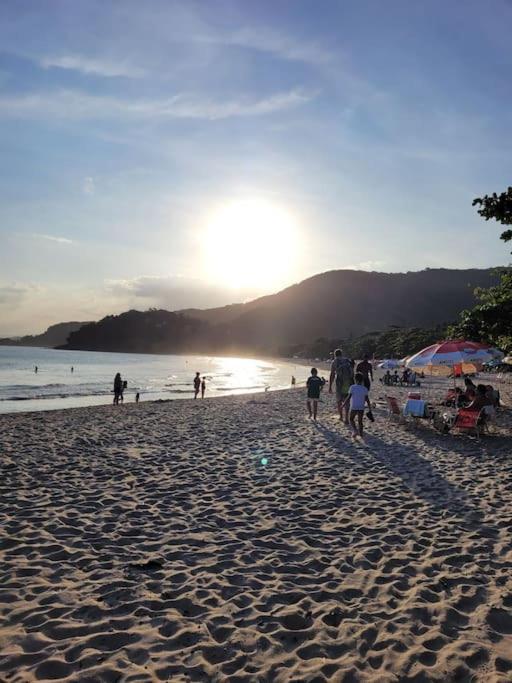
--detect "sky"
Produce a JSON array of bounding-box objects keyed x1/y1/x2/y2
[{"x1": 1, "y1": 0, "x2": 512, "y2": 335}]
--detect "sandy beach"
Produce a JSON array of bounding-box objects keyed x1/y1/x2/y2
[{"x1": 1, "y1": 377, "x2": 512, "y2": 682}]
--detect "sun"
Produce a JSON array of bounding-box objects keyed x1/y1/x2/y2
[{"x1": 202, "y1": 199, "x2": 300, "y2": 290}]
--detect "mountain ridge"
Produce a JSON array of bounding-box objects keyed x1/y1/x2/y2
[{"x1": 60, "y1": 267, "x2": 503, "y2": 354}]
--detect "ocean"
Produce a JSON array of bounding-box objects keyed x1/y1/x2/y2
[{"x1": 0, "y1": 346, "x2": 310, "y2": 414}]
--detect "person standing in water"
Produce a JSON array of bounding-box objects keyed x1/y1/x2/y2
[
  {"x1": 71, "y1": 366, "x2": 74, "y2": 373},
  {"x1": 34, "y1": 365, "x2": 38, "y2": 374},
  {"x1": 201, "y1": 378, "x2": 206, "y2": 399},
  {"x1": 113, "y1": 373, "x2": 122, "y2": 405},
  {"x1": 193, "y1": 372, "x2": 201, "y2": 399}
]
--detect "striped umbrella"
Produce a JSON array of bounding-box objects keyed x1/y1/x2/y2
[{"x1": 406, "y1": 340, "x2": 495, "y2": 376}]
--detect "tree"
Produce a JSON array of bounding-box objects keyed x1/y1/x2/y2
[
  {"x1": 450, "y1": 187, "x2": 512, "y2": 351},
  {"x1": 473, "y1": 186, "x2": 512, "y2": 249}
]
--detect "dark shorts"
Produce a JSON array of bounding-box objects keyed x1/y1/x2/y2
[
  {"x1": 307, "y1": 393, "x2": 320, "y2": 401},
  {"x1": 363, "y1": 377, "x2": 371, "y2": 391}
]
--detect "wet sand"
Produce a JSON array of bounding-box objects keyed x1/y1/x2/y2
[{"x1": 1, "y1": 377, "x2": 512, "y2": 682}]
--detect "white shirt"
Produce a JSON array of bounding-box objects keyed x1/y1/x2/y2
[{"x1": 348, "y1": 384, "x2": 368, "y2": 411}]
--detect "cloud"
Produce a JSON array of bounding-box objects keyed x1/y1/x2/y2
[
  {"x1": 342, "y1": 260, "x2": 386, "y2": 271},
  {"x1": 82, "y1": 177, "x2": 95, "y2": 195},
  {"x1": 0, "y1": 88, "x2": 314, "y2": 121},
  {"x1": 39, "y1": 54, "x2": 146, "y2": 78},
  {"x1": 198, "y1": 27, "x2": 332, "y2": 66},
  {"x1": 33, "y1": 233, "x2": 73, "y2": 245},
  {"x1": 0, "y1": 283, "x2": 39, "y2": 307},
  {"x1": 105, "y1": 275, "x2": 256, "y2": 310}
]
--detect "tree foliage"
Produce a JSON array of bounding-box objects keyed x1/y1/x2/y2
[
  {"x1": 449, "y1": 270, "x2": 512, "y2": 352},
  {"x1": 450, "y1": 187, "x2": 512, "y2": 351},
  {"x1": 473, "y1": 186, "x2": 512, "y2": 248},
  {"x1": 279, "y1": 325, "x2": 448, "y2": 360}
]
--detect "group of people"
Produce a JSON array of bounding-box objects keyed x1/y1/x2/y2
[
  {"x1": 306, "y1": 350, "x2": 374, "y2": 439},
  {"x1": 446, "y1": 377, "x2": 500, "y2": 412},
  {"x1": 113, "y1": 373, "x2": 132, "y2": 405},
  {"x1": 112, "y1": 371, "x2": 207, "y2": 404},
  {"x1": 382, "y1": 368, "x2": 421, "y2": 386},
  {"x1": 193, "y1": 372, "x2": 207, "y2": 399}
]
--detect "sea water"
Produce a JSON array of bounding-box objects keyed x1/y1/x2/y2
[{"x1": 0, "y1": 346, "x2": 310, "y2": 414}]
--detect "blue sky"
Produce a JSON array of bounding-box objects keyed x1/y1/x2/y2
[{"x1": 1, "y1": 0, "x2": 511, "y2": 334}]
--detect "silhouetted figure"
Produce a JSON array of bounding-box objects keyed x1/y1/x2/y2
[
  {"x1": 193, "y1": 372, "x2": 201, "y2": 399},
  {"x1": 306, "y1": 367, "x2": 325, "y2": 421},
  {"x1": 71, "y1": 366, "x2": 74, "y2": 373},
  {"x1": 34, "y1": 366, "x2": 38, "y2": 374},
  {"x1": 356, "y1": 355, "x2": 373, "y2": 391},
  {"x1": 121, "y1": 380, "x2": 127, "y2": 403},
  {"x1": 291, "y1": 375, "x2": 296, "y2": 386},
  {"x1": 201, "y1": 379, "x2": 206, "y2": 399},
  {"x1": 135, "y1": 392, "x2": 140, "y2": 403},
  {"x1": 113, "y1": 373, "x2": 122, "y2": 405}
]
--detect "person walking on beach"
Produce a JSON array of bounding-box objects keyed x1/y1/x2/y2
[
  {"x1": 356, "y1": 355, "x2": 373, "y2": 391},
  {"x1": 291, "y1": 375, "x2": 296, "y2": 386},
  {"x1": 329, "y1": 348, "x2": 354, "y2": 423},
  {"x1": 306, "y1": 368, "x2": 325, "y2": 420},
  {"x1": 201, "y1": 378, "x2": 206, "y2": 399},
  {"x1": 343, "y1": 372, "x2": 372, "y2": 439},
  {"x1": 193, "y1": 372, "x2": 201, "y2": 399},
  {"x1": 113, "y1": 373, "x2": 123, "y2": 405}
]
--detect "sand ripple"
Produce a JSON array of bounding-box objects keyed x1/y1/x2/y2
[{"x1": 1, "y1": 382, "x2": 512, "y2": 681}]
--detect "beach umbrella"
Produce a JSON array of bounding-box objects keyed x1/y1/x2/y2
[
  {"x1": 378, "y1": 359, "x2": 401, "y2": 369},
  {"x1": 406, "y1": 340, "x2": 495, "y2": 372},
  {"x1": 406, "y1": 340, "x2": 497, "y2": 394}
]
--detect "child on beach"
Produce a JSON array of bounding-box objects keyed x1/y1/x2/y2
[
  {"x1": 342, "y1": 372, "x2": 372, "y2": 439},
  {"x1": 306, "y1": 368, "x2": 325, "y2": 420}
]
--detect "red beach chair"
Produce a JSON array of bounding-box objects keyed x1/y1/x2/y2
[
  {"x1": 451, "y1": 408, "x2": 483, "y2": 439},
  {"x1": 443, "y1": 389, "x2": 457, "y2": 407},
  {"x1": 386, "y1": 395, "x2": 404, "y2": 423}
]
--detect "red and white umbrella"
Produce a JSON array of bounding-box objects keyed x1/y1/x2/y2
[{"x1": 406, "y1": 340, "x2": 495, "y2": 376}]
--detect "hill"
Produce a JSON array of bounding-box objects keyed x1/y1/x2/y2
[
  {"x1": 60, "y1": 268, "x2": 501, "y2": 355},
  {"x1": 0, "y1": 321, "x2": 90, "y2": 348},
  {"x1": 183, "y1": 268, "x2": 501, "y2": 351},
  {"x1": 61, "y1": 310, "x2": 209, "y2": 354}
]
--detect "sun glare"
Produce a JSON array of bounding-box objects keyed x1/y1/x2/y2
[{"x1": 203, "y1": 199, "x2": 300, "y2": 290}]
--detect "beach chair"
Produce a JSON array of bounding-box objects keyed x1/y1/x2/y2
[
  {"x1": 451, "y1": 408, "x2": 483, "y2": 439},
  {"x1": 443, "y1": 389, "x2": 457, "y2": 407},
  {"x1": 386, "y1": 395, "x2": 404, "y2": 424}
]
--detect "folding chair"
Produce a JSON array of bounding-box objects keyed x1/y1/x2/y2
[
  {"x1": 443, "y1": 389, "x2": 457, "y2": 407},
  {"x1": 386, "y1": 395, "x2": 404, "y2": 424},
  {"x1": 451, "y1": 408, "x2": 483, "y2": 439}
]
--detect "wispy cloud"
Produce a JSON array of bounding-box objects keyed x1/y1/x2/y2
[
  {"x1": 33, "y1": 233, "x2": 73, "y2": 245},
  {"x1": 0, "y1": 88, "x2": 313, "y2": 121},
  {"x1": 39, "y1": 54, "x2": 146, "y2": 78},
  {"x1": 105, "y1": 275, "x2": 255, "y2": 310},
  {"x1": 198, "y1": 27, "x2": 332, "y2": 66},
  {"x1": 0, "y1": 283, "x2": 40, "y2": 306}
]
